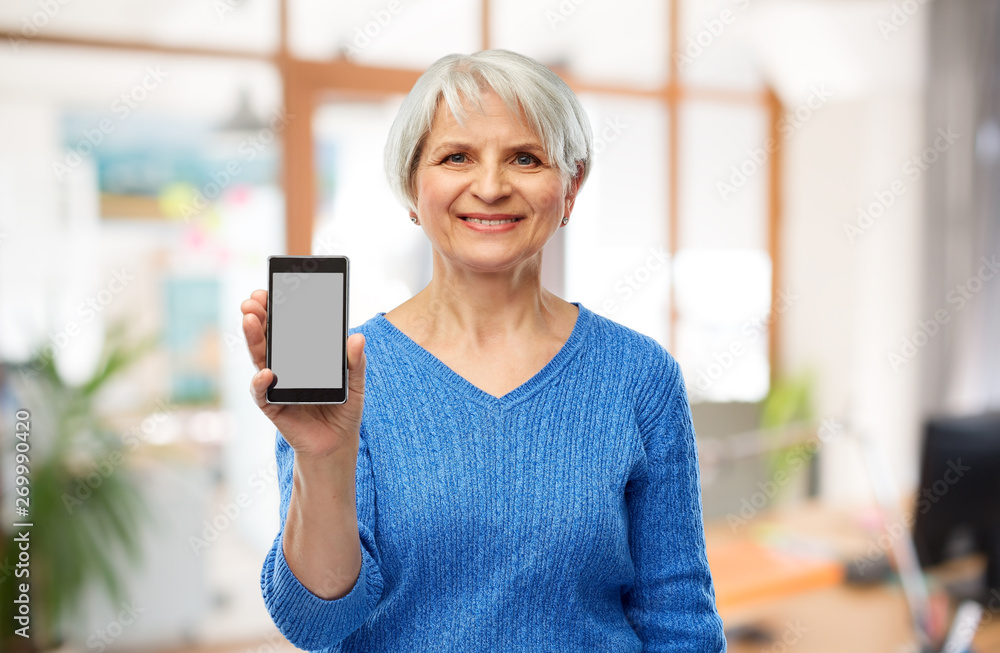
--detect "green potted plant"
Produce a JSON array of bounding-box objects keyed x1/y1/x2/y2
[
  {"x1": 1, "y1": 321, "x2": 157, "y2": 652},
  {"x1": 759, "y1": 369, "x2": 817, "y2": 504}
]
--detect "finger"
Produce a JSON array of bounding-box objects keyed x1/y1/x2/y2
[
  {"x1": 249, "y1": 367, "x2": 277, "y2": 410},
  {"x1": 243, "y1": 312, "x2": 267, "y2": 372},
  {"x1": 241, "y1": 295, "x2": 267, "y2": 337},
  {"x1": 251, "y1": 288, "x2": 268, "y2": 311},
  {"x1": 346, "y1": 333, "x2": 366, "y2": 399}
]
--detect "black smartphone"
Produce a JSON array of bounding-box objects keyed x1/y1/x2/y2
[{"x1": 265, "y1": 255, "x2": 349, "y2": 404}]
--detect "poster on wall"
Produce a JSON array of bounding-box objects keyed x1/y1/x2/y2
[{"x1": 57, "y1": 110, "x2": 279, "y2": 222}]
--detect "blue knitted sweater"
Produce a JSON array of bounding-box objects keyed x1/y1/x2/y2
[{"x1": 261, "y1": 302, "x2": 726, "y2": 652}]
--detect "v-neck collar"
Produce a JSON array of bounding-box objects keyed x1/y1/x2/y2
[{"x1": 370, "y1": 302, "x2": 592, "y2": 409}]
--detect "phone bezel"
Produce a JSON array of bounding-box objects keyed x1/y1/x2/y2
[{"x1": 265, "y1": 255, "x2": 349, "y2": 404}]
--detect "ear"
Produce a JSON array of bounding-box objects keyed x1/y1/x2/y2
[
  {"x1": 562, "y1": 161, "x2": 585, "y2": 218},
  {"x1": 409, "y1": 209, "x2": 418, "y2": 219}
]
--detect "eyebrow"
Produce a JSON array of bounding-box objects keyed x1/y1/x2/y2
[{"x1": 427, "y1": 141, "x2": 546, "y2": 156}]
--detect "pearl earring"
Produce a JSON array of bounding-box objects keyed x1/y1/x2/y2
[
  {"x1": 411, "y1": 216, "x2": 418, "y2": 224},
  {"x1": 561, "y1": 216, "x2": 569, "y2": 225}
]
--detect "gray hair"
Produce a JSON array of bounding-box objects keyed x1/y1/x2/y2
[{"x1": 383, "y1": 49, "x2": 593, "y2": 213}]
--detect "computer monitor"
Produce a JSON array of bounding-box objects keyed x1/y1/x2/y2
[{"x1": 912, "y1": 412, "x2": 1000, "y2": 601}]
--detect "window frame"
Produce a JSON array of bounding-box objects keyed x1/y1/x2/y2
[{"x1": 0, "y1": 0, "x2": 786, "y2": 393}]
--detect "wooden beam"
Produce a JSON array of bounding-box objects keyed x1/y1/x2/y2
[
  {"x1": 286, "y1": 58, "x2": 421, "y2": 94},
  {"x1": 547, "y1": 78, "x2": 766, "y2": 105},
  {"x1": 281, "y1": 71, "x2": 315, "y2": 255},
  {"x1": 766, "y1": 86, "x2": 784, "y2": 385},
  {"x1": 279, "y1": 0, "x2": 288, "y2": 58},
  {"x1": 668, "y1": 0, "x2": 680, "y2": 355},
  {"x1": 0, "y1": 30, "x2": 271, "y2": 61},
  {"x1": 482, "y1": 0, "x2": 491, "y2": 50},
  {"x1": 682, "y1": 86, "x2": 768, "y2": 105},
  {"x1": 0, "y1": 31, "x2": 767, "y2": 107}
]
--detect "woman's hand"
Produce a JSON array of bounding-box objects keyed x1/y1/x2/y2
[{"x1": 241, "y1": 289, "x2": 366, "y2": 461}]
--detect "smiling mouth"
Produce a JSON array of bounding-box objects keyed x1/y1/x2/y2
[{"x1": 460, "y1": 216, "x2": 524, "y2": 225}]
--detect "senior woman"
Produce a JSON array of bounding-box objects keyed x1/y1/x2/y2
[{"x1": 240, "y1": 49, "x2": 726, "y2": 652}]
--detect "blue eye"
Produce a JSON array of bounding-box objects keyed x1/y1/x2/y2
[
  {"x1": 446, "y1": 153, "x2": 466, "y2": 163},
  {"x1": 516, "y1": 153, "x2": 539, "y2": 165}
]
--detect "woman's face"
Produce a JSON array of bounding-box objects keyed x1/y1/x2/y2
[{"x1": 410, "y1": 89, "x2": 579, "y2": 275}]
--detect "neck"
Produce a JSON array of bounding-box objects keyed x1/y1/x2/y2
[{"x1": 409, "y1": 251, "x2": 565, "y2": 346}]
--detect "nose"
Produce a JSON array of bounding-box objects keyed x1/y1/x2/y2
[{"x1": 470, "y1": 161, "x2": 512, "y2": 204}]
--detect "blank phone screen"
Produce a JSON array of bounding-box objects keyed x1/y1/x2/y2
[{"x1": 270, "y1": 271, "x2": 344, "y2": 389}]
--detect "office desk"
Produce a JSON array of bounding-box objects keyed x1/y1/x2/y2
[{"x1": 705, "y1": 501, "x2": 1000, "y2": 652}]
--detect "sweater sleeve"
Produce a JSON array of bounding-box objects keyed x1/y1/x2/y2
[
  {"x1": 622, "y1": 347, "x2": 727, "y2": 652},
  {"x1": 260, "y1": 427, "x2": 384, "y2": 651}
]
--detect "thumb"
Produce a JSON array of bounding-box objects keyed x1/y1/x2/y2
[{"x1": 347, "y1": 332, "x2": 366, "y2": 398}]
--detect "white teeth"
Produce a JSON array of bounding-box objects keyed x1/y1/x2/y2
[{"x1": 464, "y1": 217, "x2": 519, "y2": 225}]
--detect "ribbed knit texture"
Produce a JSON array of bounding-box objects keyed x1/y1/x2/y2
[{"x1": 260, "y1": 302, "x2": 727, "y2": 652}]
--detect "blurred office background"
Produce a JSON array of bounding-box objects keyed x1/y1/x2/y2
[{"x1": 0, "y1": 0, "x2": 998, "y2": 651}]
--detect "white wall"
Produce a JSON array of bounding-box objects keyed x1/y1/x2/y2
[{"x1": 744, "y1": 0, "x2": 930, "y2": 502}]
